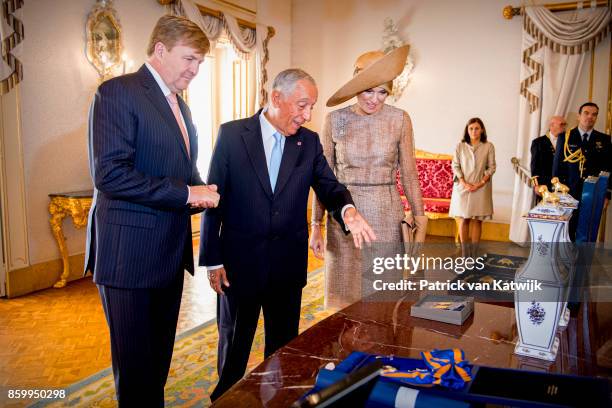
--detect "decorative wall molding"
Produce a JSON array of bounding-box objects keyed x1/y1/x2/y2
[
  {"x1": 0, "y1": 88, "x2": 30, "y2": 276},
  {"x1": 381, "y1": 17, "x2": 414, "y2": 103},
  {"x1": 7, "y1": 254, "x2": 85, "y2": 298}
]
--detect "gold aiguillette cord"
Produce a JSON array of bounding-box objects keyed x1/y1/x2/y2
[{"x1": 562, "y1": 128, "x2": 585, "y2": 178}]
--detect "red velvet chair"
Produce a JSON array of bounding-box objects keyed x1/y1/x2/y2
[{"x1": 396, "y1": 149, "x2": 457, "y2": 239}]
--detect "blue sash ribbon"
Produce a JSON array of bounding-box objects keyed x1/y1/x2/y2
[{"x1": 381, "y1": 348, "x2": 472, "y2": 390}]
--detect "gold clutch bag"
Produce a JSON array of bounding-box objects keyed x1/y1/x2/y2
[{"x1": 401, "y1": 212, "x2": 428, "y2": 255}]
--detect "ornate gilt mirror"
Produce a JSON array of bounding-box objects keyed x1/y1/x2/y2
[{"x1": 86, "y1": 0, "x2": 123, "y2": 80}]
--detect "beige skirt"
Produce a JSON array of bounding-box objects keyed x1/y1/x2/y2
[{"x1": 324, "y1": 183, "x2": 405, "y2": 309}]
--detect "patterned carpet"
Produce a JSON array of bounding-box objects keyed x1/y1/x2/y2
[
  {"x1": 449, "y1": 253, "x2": 526, "y2": 299},
  {"x1": 31, "y1": 269, "x2": 333, "y2": 408}
]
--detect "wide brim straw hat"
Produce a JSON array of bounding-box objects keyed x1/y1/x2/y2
[{"x1": 326, "y1": 45, "x2": 409, "y2": 107}]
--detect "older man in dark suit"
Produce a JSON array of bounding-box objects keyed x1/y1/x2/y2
[
  {"x1": 200, "y1": 69, "x2": 376, "y2": 400},
  {"x1": 530, "y1": 115, "x2": 566, "y2": 191},
  {"x1": 85, "y1": 15, "x2": 219, "y2": 407}
]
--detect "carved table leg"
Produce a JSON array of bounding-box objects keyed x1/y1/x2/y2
[{"x1": 49, "y1": 199, "x2": 70, "y2": 288}]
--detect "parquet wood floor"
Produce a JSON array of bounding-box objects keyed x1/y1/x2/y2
[{"x1": 0, "y1": 240, "x2": 325, "y2": 407}]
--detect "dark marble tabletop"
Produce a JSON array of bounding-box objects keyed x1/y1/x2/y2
[{"x1": 212, "y1": 297, "x2": 612, "y2": 407}]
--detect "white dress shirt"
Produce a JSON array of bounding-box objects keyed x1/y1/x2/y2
[
  {"x1": 207, "y1": 109, "x2": 355, "y2": 272},
  {"x1": 144, "y1": 62, "x2": 193, "y2": 203},
  {"x1": 144, "y1": 62, "x2": 188, "y2": 131},
  {"x1": 578, "y1": 127, "x2": 593, "y2": 142},
  {"x1": 260, "y1": 108, "x2": 286, "y2": 168},
  {"x1": 548, "y1": 133, "x2": 558, "y2": 150}
]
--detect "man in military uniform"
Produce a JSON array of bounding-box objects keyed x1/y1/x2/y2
[
  {"x1": 553, "y1": 102, "x2": 611, "y2": 240},
  {"x1": 531, "y1": 115, "x2": 566, "y2": 192}
]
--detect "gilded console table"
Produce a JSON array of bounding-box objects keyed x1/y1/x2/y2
[{"x1": 48, "y1": 190, "x2": 93, "y2": 288}]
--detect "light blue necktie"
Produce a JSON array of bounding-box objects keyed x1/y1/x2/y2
[{"x1": 269, "y1": 132, "x2": 282, "y2": 191}]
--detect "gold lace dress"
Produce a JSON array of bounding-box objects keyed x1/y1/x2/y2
[{"x1": 313, "y1": 104, "x2": 424, "y2": 309}]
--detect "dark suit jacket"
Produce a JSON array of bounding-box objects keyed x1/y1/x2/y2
[
  {"x1": 530, "y1": 134, "x2": 556, "y2": 188},
  {"x1": 553, "y1": 127, "x2": 611, "y2": 200},
  {"x1": 199, "y1": 111, "x2": 353, "y2": 296},
  {"x1": 85, "y1": 65, "x2": 204, "y2": 288}
]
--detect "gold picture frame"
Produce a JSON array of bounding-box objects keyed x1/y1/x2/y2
[{"x1": 86, "y1": 0, "x2": 123, "y2": 81}]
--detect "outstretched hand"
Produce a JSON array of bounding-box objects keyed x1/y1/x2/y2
[{"x1": 342, "y1": 208, "x2": 377, "y2": 249}]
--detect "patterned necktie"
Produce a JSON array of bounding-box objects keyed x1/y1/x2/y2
[
  {"x1": 166, "y1": 93, "x2": 190, "y2": 158},
  {"x1": 269, "y1": 132, "x2": 282, "y2": 191}
]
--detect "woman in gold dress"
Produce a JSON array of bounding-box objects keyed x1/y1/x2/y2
[{"x1": 310, "y1": 46, "x2": 426, "y2": 309}]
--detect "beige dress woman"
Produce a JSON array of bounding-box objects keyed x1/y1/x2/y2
[
  {"x1": 448, "y1": 141, "x2": 496, "y2": 219},
  {"x1": 313, "y1": 104, "x2": 424, "y2": 308}
]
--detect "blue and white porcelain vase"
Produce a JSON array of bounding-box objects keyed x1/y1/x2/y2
[
  {"x1": 555, "y1": 216, "x2": 576, "y2": 328},
  {"x1": 514, "y1": 207, "x2": 573, "y2": 361},
  {"x1": 556, "y1": 194, "x2": 578, "y2": 328}
]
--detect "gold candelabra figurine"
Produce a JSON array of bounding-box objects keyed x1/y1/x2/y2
[
  {"x1": 536, "y1": 185, "x2": 560, "y2": 206},
  {"x1": 550, "y1": 177, "x2": 570, "y2": 195}
]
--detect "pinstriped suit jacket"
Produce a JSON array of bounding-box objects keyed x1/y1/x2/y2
[
  {"x1": 199, "y1": 110, "x2": 353, "y2": 296},
  {"x1": 85, "y1": 65, "x2": 204, "y2": 288}
]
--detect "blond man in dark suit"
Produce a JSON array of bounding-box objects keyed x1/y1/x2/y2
[{"x1": 86, "y1": 16, "x2": 219, "y2": 406}]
